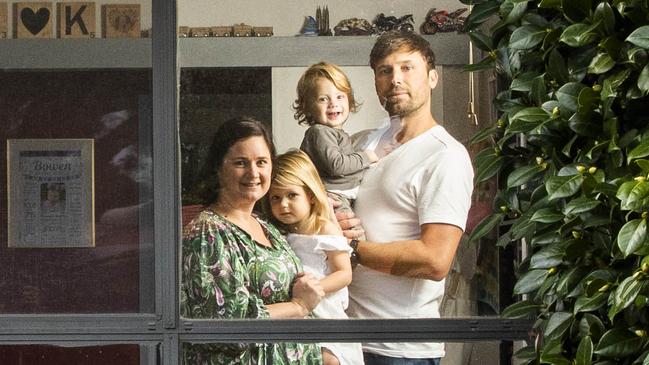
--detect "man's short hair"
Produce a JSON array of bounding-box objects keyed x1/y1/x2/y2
[{"x1": 369, "y1": 30, "x2": 436, "y2": 71}]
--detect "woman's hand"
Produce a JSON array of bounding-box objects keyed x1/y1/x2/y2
[{"x1": 291, "y1": 272, "x2": 325, "y2": 316}]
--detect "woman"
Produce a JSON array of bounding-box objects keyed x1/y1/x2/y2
[{"x1": 181, "y1": 116, "x2": 325, "y2": 364}]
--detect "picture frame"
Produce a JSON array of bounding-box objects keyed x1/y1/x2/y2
[{"x1": 7, "y1": 139, "x2": 95, "y2": 248}]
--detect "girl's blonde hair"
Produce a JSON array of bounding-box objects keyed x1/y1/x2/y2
[
  {"x1": 293, "y1": 62, "x2": 361, "y2": 126},
  {"x1": 265, "y1": 149, "x2": 333, "y2": 234}
]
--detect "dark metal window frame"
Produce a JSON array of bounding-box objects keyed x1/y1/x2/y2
[{"x1": 0, "y1": 1, "x2": 533, "y2": 363}]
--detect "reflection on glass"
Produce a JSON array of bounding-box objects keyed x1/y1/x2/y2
[
  {"x1": 0, "y1": 70, "x2": 154, "y2": 313},
  {"x1": 182, "y1": 341, "x2": 509, "y2": 365},
  {"x1": 0, "y1": 344, "x2": 148, "y2": 364}
]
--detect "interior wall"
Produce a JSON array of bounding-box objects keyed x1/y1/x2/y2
[{"x1": 179, "y1": 0, "x2": 467, "y2": 37}]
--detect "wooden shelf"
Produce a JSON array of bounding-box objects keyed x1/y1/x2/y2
[{"x1": 0, "y1": 33, "x2": 470, "y2": 69}]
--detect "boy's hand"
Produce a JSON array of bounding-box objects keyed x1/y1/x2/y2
[{"x1": 364, "y1": 149, "x2": 379, "y2": 163}]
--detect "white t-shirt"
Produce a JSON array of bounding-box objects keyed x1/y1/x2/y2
[{"x1": 347, "y1": 124, "x2": 474, "y2": 359}]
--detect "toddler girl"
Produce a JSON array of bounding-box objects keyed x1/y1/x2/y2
[
  {"x1": 266, "y1": 149, "x2": 364, "y2": 365},
  {"x1": 294, "y1": 62, "x2": 378, "y2": 238}
]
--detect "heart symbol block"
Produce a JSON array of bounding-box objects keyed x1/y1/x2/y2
[{"x1": 21, "y1": 7, "x2": 50, "y2": 35}]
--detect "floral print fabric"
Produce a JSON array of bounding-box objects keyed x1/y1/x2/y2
[{"x1": 181, "y1": 209, "x2": 323, "y2": 364}]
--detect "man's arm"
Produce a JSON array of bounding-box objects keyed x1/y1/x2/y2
[{"x1": 338, "y1": 211, "x2": 463, "y2": 281}]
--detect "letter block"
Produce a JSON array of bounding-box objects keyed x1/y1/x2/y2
[
  {"x1": 14, "y1": 2, "x2": 53, "y2": 38},
  {"x1": 57, "y1": 2, "x2": 95, "y2": 38},
  {"x1": 102, "y1": 4, "x2": 140, "y2": 38},
  {"x1": 0, "y1": 3, "x2": 7, "y2": 39}
]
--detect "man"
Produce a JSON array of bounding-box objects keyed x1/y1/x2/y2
[{"x1": 341, "y1": 30, "x2": 474, "y2": 365}]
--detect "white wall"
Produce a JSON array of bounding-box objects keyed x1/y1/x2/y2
[{"x1": 179, "y1": 0, "x2": 466, "y2": 37}]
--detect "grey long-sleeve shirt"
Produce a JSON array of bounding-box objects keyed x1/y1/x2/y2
[{"x1": 300, "y1": 124, "x2": 372, "y2": 191}]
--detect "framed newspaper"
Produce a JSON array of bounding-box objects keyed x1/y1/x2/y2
[{"x1": 7, "y1": 139, "x2": 95, "y2": 248}]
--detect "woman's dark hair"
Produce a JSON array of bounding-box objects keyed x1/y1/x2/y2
[{"x1": 197, "y1": 116, "x2": 275, "y2": 206}]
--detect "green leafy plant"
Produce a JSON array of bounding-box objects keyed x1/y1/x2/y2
[{"x1": 463, "y1": 0, "x2": 649, "y2": 363}]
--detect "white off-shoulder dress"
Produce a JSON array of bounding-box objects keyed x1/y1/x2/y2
[{"x1": 286, "y1": 233, "x2": 365, "y2": 365}]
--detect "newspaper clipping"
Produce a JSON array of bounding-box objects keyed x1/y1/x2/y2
[{"x1": 7, "y1": 139, "x2": 95, "y2": 248}]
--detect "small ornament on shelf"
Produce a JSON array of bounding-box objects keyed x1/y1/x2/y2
[
  {"x1": 0, "y1": 2, "x2": 7, "y2": 39},
  {"x1": 373, "y1": 13, "x2": 414, "y2": 34},
  {"x1": 14, "y1": 2, "x2": 54, "y2": 38},
  {"x1": 57, "y1": 2, "x2": 95, "y2": 38},
  {"x1": 189, "y1": 26, "x2": 210, "y2": 37},
  {"x1": 233, "y1": 23, "x2": 253, "y2": 37},
  {"x1": 211, "y1": 26, "x2": 232, "y2": 37},
  {"x1": 300, "y1": 15, "x2": 318, "y2": 36},
  {"x1": 316, "y1": 5, "x2": 331, "y2": 36},
  {"x1": 420, "y1": 8, "x2": 467, "y2": 35},
  {"x1": 178, "y1": 26, "x2": 189, "y2": 37},
  {"x1": 253, "y1": 26, "x2": 273, "y2": 37},
  {"x1": 333, "y1": 17, "x2": 374, "y2": 36},
  {"x1": 102, "y1": 4, "x2": 140, "y2": 38}
]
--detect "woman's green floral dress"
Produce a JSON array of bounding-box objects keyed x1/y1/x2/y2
[{"x1": 181, "y1": 209, "x2": 323, "y2": 365}]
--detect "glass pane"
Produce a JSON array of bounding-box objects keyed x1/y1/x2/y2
[
  {"x1": 0, "y1": 0, "x2": 153, "y2": 314},
  {"x1": 178, "y1": 2, "x2": 505, "y2": 325},
  {"x1": 0, "y1": 344, "x2": 156, "y2": 365},
  {"x1": 181, "y1": 341, "x2": 513, "y2": 365}
]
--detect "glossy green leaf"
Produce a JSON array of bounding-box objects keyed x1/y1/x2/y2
[
  {"x1": 464, "y1": 0, "x2": 501, "y2": 29},
  {"x1": 530, "y1": 208, "x2": 565, "y2": 223},
  {"x1": 579, "y1": 313, "x2": 606, "y2": 341},
  {"x1": 562, "y1": 0, "x2": 591, "y2": 23},
  {"x1": 595, "y1": 328, "x2": 644, "y2": 357},
  {"x1": 507, "y1": 164, "x2": 545, "y2": 188},
  {"x1": 574, "y1": 292, "x2": 608, "y2": 313},
  {"x1": 501, "y1": 300, "x2": 541, "y2": 318},
  {"x1": 474, "y1": 149, "x2": 505, "y2": 183},
  {"x1": 617, "y1": 180, "x2": 649, "y2": 212},
  {"x1": 468, "y1": 126, "x2": 496, "y2": 146},
  {"x1": 556, "y1": 266, "x2": 587, "y2": 297},
  {"x1": 617, "y1": 219, "x2": 648, "y2": 257},
  {"x1": 564, "y1": 197, "x2": 600, "y2": 215},
  {"x1": 637, "y1": 160, "x2": 649, "y2": 173},
  {"x1": 639, "y1": 64, "x2": 649, "y2": 95},
  {"x1": 508, "y1": 107, "x2": 549, "y2": 134},
  {"x1": 544, "y1": 311, "x2": 573, "y2": 340},
  {"x1": 510, "y1": 72, "x2": 536, "y2": 92},
  {"x1": 531, "y1": 75, "x2": 547, "y2": 105},
  {"x1": 575, "y1": 335, "x2": 593, "y2": 365},
  {"x1": 468, "y1": 30, "x2": 494, "y2": 51},
  {"x1": 464, "y1": 56, "x2": 496, "y2": 72},
  {"x1": 610, "y1": 276, "x2": 645, "y2": 319},
  {"x1": 539, "y1": 0, "x2": 561, "y2": 8},
  {"x1": 628, "y1": 141, "x2": 649, "y2": 164},
  {"x1": 509, "y1": 25, "x2": 547, "y2": 50},
  {"x1": 548, "y1": 49, "x2": 569, "y2": 84},
  {"x1": 513, "y1": 269, "x2": 548, "y2": 294},
  {"x1": 504, "y1": 0, "x2": 528, "y2": 24},
  {"x1": 560, "y1": 23, "x2": 598, "y2": 47},
  {"x1": 627, "y1": 25, "x2": 649, "y2": 49},
  {"x1": 468, "y1": 213, "x2": 504, "y2": 243},
  {"x1": 557, "y1": 82, "x2": 586, "y2": 113},
  {"x1": 588, "y1": 53, "x2": 615, "y2": 74},
  {"x1": 546, "y1": 174, "x2": 585, "y2": 200},
  {"x1": 594, "y1": 2, "x2": 615, "y2": 35},
  {"x1": 530, "y1": 244, "x2": 564, "y2": 268}
]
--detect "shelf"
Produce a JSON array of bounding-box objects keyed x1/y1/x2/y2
[
  {"x1": 0, "y1": 39, "x2": 152, "y2": 69},
  {"x1": 0, "y1": 34, "x2": 470, "y2": 70},
  {"x1": 178, "y1": 33, "x2": 470, "y2": 68}
]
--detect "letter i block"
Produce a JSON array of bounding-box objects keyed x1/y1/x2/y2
[
  {"x1": 102, "y1": 4, "x2": 140, "y2": 38},
  {"x1": 0, "y1": 3, "x2": 7, "y2": 39},
  {"x1": 14, "y1": 2, "x2": 53, "y2": 38},
  {"x1": 57, "y1": 2, "x2": 95, "y2": 38}
]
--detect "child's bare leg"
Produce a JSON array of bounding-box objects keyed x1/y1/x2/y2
[{"x1": 322, "y1": 347, "x2": 340, "y2": 365}]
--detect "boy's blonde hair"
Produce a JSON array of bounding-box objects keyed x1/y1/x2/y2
[
  {"x1": 265, "y1": 149, "x2": 333, "y2": 234},
  {"x1": 293, "y1": 62, "x2": 361, "y2": 126}
]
